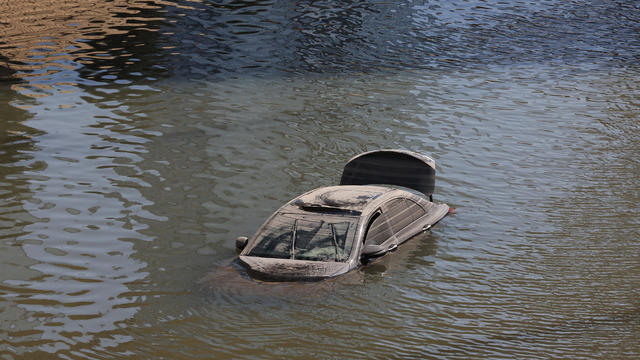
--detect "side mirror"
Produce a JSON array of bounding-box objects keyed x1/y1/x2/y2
[
  {"x1": 361, "y1": 243, "x2": 385, "y2": 258},
  {"x1": 236, "y1": 236, "x2": 248, "y2": 254}
]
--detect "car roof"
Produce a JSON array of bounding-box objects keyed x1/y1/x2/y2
[
  {"x1": 289, "y1": 185, "x2": 393, "y2": 213},
  {"x1": 281, "y1": 185, "x2": 427, "y2": 218}
]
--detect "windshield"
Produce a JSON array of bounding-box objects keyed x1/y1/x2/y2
[{"x1": 247, "y1": 213, "x2": 357, "y2": 262}]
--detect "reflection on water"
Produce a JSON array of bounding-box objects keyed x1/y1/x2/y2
[{"x1": 1, "y1": 0, "x2": 639, "y2": 358}]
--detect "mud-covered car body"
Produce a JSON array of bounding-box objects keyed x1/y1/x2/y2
[{"x1": 236, "y1": 150, "x2": 449, "y2": 281}]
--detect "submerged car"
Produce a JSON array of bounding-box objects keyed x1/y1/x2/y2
[{"x1": 235, "y1": 149, "x2": 449, "y2": 281}]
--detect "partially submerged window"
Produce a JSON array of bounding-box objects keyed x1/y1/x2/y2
[
  {"x1": 246, "y1": 216, "x2": 293, "y2": 259},
  {"x1": 363, "y1": 211, "x2": 392, "y2": 246},
  {"x1": 247, "y1": 213, "x2": 356, "y2": 262}
]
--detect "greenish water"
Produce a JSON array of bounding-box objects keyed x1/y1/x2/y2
[{"x1": 1, "y1": 0, "x2": 639, "y2": 358}]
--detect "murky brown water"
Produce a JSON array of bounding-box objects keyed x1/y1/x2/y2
[{"x1": 1, "y1": 0, "x2": 639, "y2": 358}]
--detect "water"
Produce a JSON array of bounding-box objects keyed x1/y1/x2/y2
[{"x1": 1, "y1": 0, "x2": 639, "y2": 358}]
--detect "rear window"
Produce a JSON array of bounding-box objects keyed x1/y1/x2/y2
[{"x1": 247, "y1": 213, "x2": 357, "y2": 262}]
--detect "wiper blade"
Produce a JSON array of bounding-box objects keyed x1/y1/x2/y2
[{"x1": 329, "y1": 223, "x2": 341, "y2": 262}]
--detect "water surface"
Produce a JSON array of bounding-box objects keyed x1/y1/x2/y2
[{"x1": 1, "y1": 0, "x2": 639, "y2": 358}]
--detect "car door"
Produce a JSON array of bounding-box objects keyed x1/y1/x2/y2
[
  {"x1": 362, "y1": 197, "x2": 428, "y2": 257},
  {"x1": 382, "y1": 197, "x2": 426, "y2": 244}
]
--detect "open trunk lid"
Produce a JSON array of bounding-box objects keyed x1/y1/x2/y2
[{"x1": 340, "y1": 149, "x2": 437, "y2": 197}]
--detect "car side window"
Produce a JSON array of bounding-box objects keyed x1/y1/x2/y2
[
  {"x1": 384, "y1": 198, "x2": 426, "y2": 234},
  {"x1": 363, "y1": 211, "x2": 393, "y2": 246}
]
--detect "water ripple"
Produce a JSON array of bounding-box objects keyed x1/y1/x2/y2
[{"x1": 2, "y1": 0, "x2": 640, "y2": 358}]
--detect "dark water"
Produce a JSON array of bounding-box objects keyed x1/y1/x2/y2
[{"x1": 1, "y1": 0, "x2": 639, "y2": 358}]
